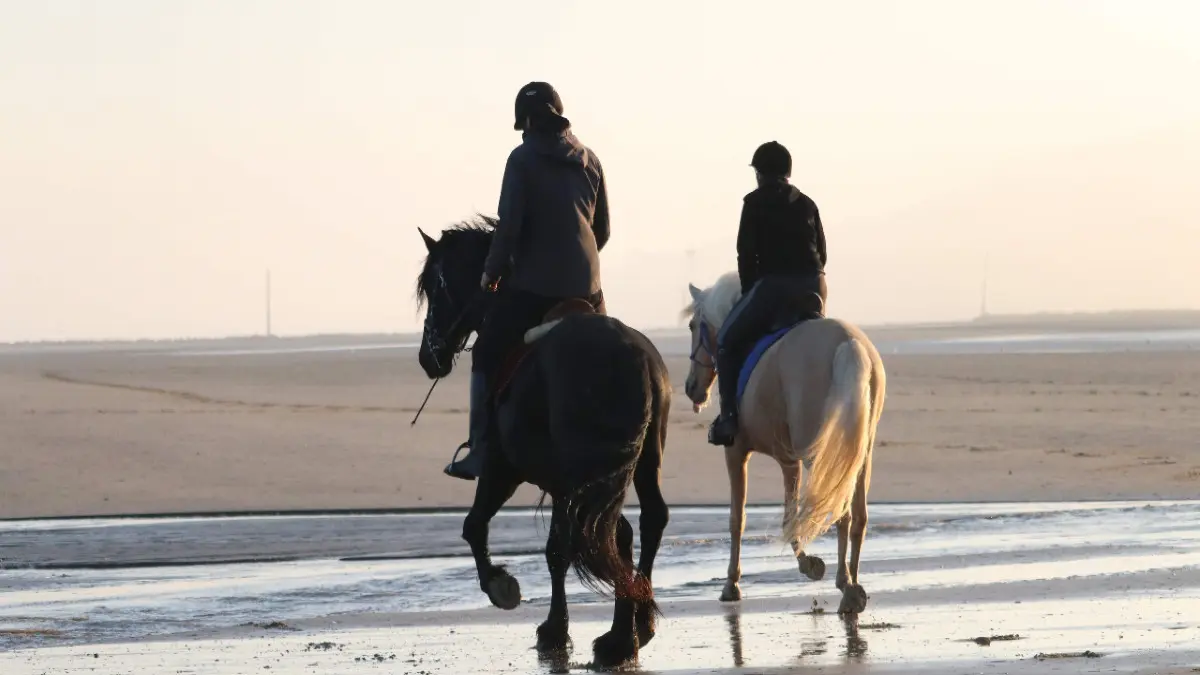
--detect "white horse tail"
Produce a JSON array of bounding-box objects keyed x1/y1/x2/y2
[{"x1": 784, "y1": 337, "x2": 874, "y2": 549}]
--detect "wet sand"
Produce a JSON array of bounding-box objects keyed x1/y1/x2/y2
[
  {"x1": 3, "y1": 502, "x2": 1200, "y2": 673},
  {"x1": 4, "y1": 601, "x2": 1199, "y2": 675},
  {"x1": 3, "y1": 325, "x2": 1200, "y2": 519},
  {"x1": 3, "y1": 574, "x2": 1199, "y2": 674}
]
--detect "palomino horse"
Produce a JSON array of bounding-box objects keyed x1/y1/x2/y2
[{"x1": 681, "y1": 272, "x2": 886, "y2": 614}]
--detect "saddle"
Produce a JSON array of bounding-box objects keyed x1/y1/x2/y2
[
  {"x1": 736, "y1": 291, "x2": 826, "y2": 404},
  {"x1": 492, "y1": 298, "x2": 598, "y2": 399},
  {"x1": 765, "y1": 290, "x2": 825, "y2": 332}
]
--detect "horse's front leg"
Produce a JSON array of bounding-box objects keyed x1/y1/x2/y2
[
  {"x1": 461, "y1": 456, "x2": 521, "y2": 610},
  {"x1": 721, "y1": 444, "x2": 750, "y2": 602},
  {"x1": 780, "y1": 460, "x2": 826, "y2": 582}
]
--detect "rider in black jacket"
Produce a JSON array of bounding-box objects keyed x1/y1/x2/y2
[
  {"x1": 708, "y1": 141, "x2": 828, "y2": 446},
  {"x1": 445, "y1": 82, "x2": 610, "y2": 480}
]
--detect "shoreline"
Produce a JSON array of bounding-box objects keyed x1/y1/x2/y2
[{"x1": 3, "y1": 496, "x2": 1197, "y2": 524}]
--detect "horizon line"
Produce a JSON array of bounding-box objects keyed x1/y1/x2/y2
[{"x1": 4, "y1": 307, "x2": 1200, "y2": 348}]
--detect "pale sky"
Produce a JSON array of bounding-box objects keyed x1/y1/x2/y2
[{"x1": 2, "y1": 0, "x2": 1198, "y2": 342}]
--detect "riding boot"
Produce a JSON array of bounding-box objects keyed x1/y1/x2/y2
[
  {"x1": 444, "y1": 370, "x2": 490, "y2": 480},
  {"x1": 707, "y1": 347, "x2": 742, "y2": 446}
]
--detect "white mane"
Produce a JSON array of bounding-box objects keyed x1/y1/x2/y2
[{"x1": 681, "y1": 271, "x2": 743, "y2": 329}]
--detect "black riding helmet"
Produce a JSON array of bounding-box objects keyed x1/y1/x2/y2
[
  {"x1": 751, "y1": 141, "x2": 791, "y2": 177},
  {"x1": 514, "y1": 81, "x2": 565, "y2": 130}
]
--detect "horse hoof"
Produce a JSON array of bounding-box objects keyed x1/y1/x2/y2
[
  {"x1": 536, "y1": 621, "x2": 572, "y2": 652},
  {"x1": 719, "y1": 583, "x2": 742, "y2": 602},
  {"x1": 592, "y1": 629, "x2": 637, "y2": 668},
  {"x1": 635, "y1": 606, "x2": 657, "y2": 647},
  {"x1": 486, "y1": 573, "x2": 522, "y2": 610},
  {"x1": 838, "y1": 584, "x2": 868, "y2": 615},
  {"x1": 799, "y1": 555, "x2": 826, "y2": 581}
]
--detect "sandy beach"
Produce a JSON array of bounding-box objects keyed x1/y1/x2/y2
[
  {"x1": 3, "y1": 322, "x2": 1200, "y2": 519},
  {"x1": 3, "y1": 320, "x2": 1200, "y2": 674}
]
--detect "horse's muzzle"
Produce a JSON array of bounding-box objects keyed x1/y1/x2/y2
[
  {"x1": 683, "y1": 374, "x2": 708, "y2": 412},
  {"x1": 418, "y1": 341, "x2": 453, "y2": 379}
]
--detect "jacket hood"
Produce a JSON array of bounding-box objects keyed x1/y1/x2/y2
[
  {"x1": 522, "y1": 128, "x2": 592, "y2": 168},
  {"x1": 748, "y1": 179, "x2": 801, "y2": 204}
]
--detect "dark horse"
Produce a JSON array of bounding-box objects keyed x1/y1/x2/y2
[{"x1": 414, "y1": 216, "x2": 672, "y2": 667}]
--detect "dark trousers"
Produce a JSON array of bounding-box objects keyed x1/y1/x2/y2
[
  {"x1": 471, "y1": 287, "x2": 606, "y2": 375},
  {"x1": 715, "y1": 273, "x2": 827, "y2": 412}
]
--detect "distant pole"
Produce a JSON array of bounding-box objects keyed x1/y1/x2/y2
[
  {"x1": 266, "y1": 269, "x2": 272, "y2": 337},
  {"x1": 980, "y1": 254, "x2": 990, "y2": 318},
  {"x1": 684, "y1": 248, "x2": 696, "y2": 307}
]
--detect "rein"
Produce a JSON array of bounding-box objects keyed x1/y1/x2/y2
[{"x1": 409, "y1": 292, "x2": 487, "y2": 427}]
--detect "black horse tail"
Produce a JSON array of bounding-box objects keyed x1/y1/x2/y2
[
  {"x1": 564, "y1": 445, "x2": 657, "y2": 613},
  {"x1": 551, "y1": 320, "x2": 658, "y2": 614}
]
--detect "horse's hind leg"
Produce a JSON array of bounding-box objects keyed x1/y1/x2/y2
[
  {"x1": 839, "y1": 453, "x2": 872, "y2": 615},
  {"x1": 721, "y1": 444, "x2": 750, "y2": 602},
  {"x1": 593, "y1": 515, "x2": 638, "y2": 667},
  {"x1": 537, "y1": 501, "x2": 572, "y2": 651},
  {"x1": 461, "y1": 460, "x2": 521, "y2": 610},
  {"x1": 781, "y1": 459, "x2": 825, "y2": 582},
  {"x1": 835, "y1": 515, "x2": 851, "y2": 591},
  {"x1": 632, "y1": 415, "x2": 669, "y2": 647}
]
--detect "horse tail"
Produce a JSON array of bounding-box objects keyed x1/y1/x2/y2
[
  {"x1": 563, "y1": 445, "x2": 657, "y2": 614},
  {"x1": 783, "y1": 337, "x2": 876, "y2": 549},
  {"x1": 554, "y1": 323, "x2": 657, "y2": 613}
]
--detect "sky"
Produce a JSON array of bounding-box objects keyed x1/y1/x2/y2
[{"x1": 1, "y1": 0, "x2": 1198, "y2": 341}]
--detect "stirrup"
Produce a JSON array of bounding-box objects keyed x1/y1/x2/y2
[
  {"x1": 444, "y1": 442, "x2": 477, "y2": 480},
  {"x1": 707, "y1": 414, "x2": 738, "y2": 446}
]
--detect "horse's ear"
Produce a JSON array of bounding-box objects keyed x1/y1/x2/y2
[
  {"x1": 418, "y1": 227, "x2": 436, "y2": 251},
  {"x1": 688, "y1": 283, "x2": 703, "y2": 303}
]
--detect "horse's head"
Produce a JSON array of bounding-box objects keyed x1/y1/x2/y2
[
  {"x1": 681, "y1": 273, "x2": 741, "y2": 413},
  {"x1": 682, "y1": 282, "x2": 719, "y2": 412},
  {"x1": 415, "y1": 217, "x2": 496, "y2": 379}
]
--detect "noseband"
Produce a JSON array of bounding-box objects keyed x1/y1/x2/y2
[
  {"x1": 422, "y1": 269, "x2": 479, "y2": 374},
  {"x1": 690, "y1": 318, "x2": 717, "y2": 372},
  {"x1": 413, "y1": 271, "x2": 484, "y2": 427}
]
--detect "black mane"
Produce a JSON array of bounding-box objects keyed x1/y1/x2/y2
[{"x1": 414, "y1": 215, "x2": 497, "y2": 306}]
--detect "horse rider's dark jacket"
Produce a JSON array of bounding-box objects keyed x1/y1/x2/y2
[
  {"x1": 736, "y1": 181, "x2": 826, "y2": 296},
  {"x1": 716, "y1": 180, "x2": 828, "y2": 396},
  {"x1": 483, "y1": 128, "x2": 610, "y2": 299},
  {"x1": 472, "y1": 126, "x2": 609, "y2": 376}
]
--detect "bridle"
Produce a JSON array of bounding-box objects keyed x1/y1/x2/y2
[
  {"x1": 412, "y1": 267, "x2": 485, "y2": 426},
  {"x1": 422, "y1": 268, "x2": 477, "y2": 371},
  {"x1": 689, "y1": 317, "x2": 718, "y2": 373}
]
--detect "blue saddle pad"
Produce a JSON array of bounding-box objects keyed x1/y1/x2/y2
[{"x1": 736, "y1": 324, "x2": 798, "y2": 403}]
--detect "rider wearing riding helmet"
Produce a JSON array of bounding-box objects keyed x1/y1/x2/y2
[
  {"x1": 445, "y1": 81, "x2": 611, "y2": 480},
  {"x1": 707, "y1": 140, "x2": 828, "y2": 447}
]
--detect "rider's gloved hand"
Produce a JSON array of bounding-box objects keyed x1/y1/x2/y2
[{"x1": 480, "y1": 273, "x2": 499, "y2": 292}]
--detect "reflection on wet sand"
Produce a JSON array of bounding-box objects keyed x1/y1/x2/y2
[
  {"x1": 724, "y1": 606, "x2": 744, "y2": 667},
  {"x1": 723, "y1": 604, "x2": 868, "y2": 668},
  {"x1": 536, "y1": 646, "x2": 571, "y2": 674},
  {"x1": 842, "y1": 614, "x2": 868, "y2": 659}
]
